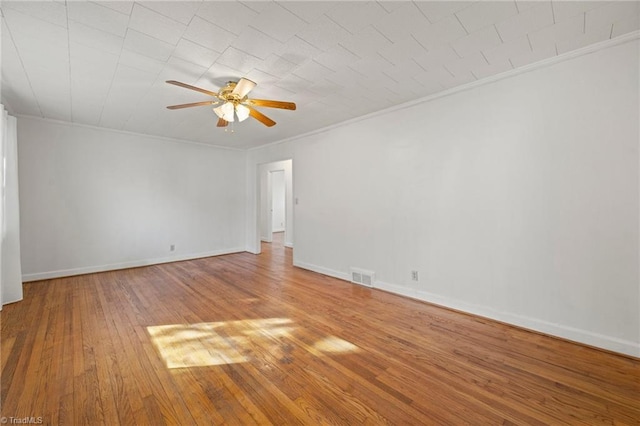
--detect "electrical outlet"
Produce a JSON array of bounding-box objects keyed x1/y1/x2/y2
[
  {"x1": 411, "y1": 270, "x2": 419, "y2": 281},
  {"x1": 170, "y1": 244, "x2": 175, "y2": 252}
]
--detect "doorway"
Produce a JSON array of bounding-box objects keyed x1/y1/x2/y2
[{"x1": 257, "y1": 159, "x2": 293, "y2": 254}]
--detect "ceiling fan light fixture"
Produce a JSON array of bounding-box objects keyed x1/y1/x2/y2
[
  {"x1": 213, "y1": 102, "x2": 235, "y2": 122},
  {"x1": 167, "y1": 78, "x2": 295, "y2": 129},
  {"x1": 212, "y1": 105, "x2": 223, "y2": 119},
  {"x1": 235, "y1": 104, "x2": 250, "y2": 122}
]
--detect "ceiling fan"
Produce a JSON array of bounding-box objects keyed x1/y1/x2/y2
[{"x1": 165, "y1": 78, "x2": 296, "y2": 128}]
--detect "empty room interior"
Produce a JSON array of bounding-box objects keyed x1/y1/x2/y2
[{"x1": 1, "y1": 0, "x2": 639, "y2": 424}]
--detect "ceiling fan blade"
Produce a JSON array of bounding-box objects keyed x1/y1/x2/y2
[
  {"x1": 247, "y1": 106, "x2": 276, "y2": 127},
  {"x1": 232, "y1": 77, "x2": 257, "y2": 98},
  {"x1": 217, "y1": 118, "x2": 228, "y2": 127},
  {"x1": 166, "y1": 101, "x2": 217, "y2": 110},
  {"x1": 166, "y1": 80, "x2": 218, "y2": 97},
  {"x1": 246, "y1": 99, "x2": 296, "y2": 110}
]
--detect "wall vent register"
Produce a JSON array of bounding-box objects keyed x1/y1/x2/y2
[{"x1": 350, "y1": 268, "x2": 375, "y2": 288}]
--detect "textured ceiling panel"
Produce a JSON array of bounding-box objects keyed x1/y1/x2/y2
[{"x1": 1, "y1": 0, "x2": 638, "y2": 149}]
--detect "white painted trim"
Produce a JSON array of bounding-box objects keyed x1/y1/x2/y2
[
  {"x1": 15, "y1": 115, "x2": 245, "y2": 152},
  {"x1": 284, "y1": 242, "x2": 293, "y2": 248},
  {"x1": 2, "y1": 296, "x2": 22, "y2": 306},
  {"x1": 1, "y1": 100, "x2": 15, "y2": 116},
  {"x1": 293, "y1": 260, "x2": 350, "y2": 283},
  {"x1": 637, "y1": 27, "x2": 640, "y2": 362},
  {"x1": 250, "y1": 31, "x2": 640, "y2": 152},
  {"x1": 292, "y1": 259, "x2": 639, "y2": 357},
  {"x1": 22, "y1": 247, "x2": 246, "y2": 282},
  {"x1": 372, "y1": 280, "x2": 640, "y2": 358}
]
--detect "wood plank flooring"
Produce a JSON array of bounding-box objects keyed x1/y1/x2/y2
[{"x1": 2, "y1": 233, "x2": 639, "y2": 425}]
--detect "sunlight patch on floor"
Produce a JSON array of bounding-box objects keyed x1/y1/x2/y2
[
  {"x1": 314, "y1": 335, "x2": 359, "y2": 353},
  {"x1": 147, "y1": 318, "x2": 358, "y2": 369}
]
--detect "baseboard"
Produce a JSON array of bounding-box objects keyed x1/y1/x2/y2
[
  {"x1": 21, "y1": 247, "x2": 246, "y2": 282},
  {"x1": 1, "y1": 296, "x2": 23, "y2": 307},
  {"x1": 293, "y1": 260, "x2": 351, "y2": 282},
  {"x1": 290, "y1": 259, "x2": 639, "y2": 358},
  {"x1": 373, "y1": 279, "x2": 639, "y2": 358},
  {"x1": 23, "y1": 255, "x2": 640, "y2": 357}
]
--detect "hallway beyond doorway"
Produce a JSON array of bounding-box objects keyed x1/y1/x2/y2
[{"x1": 260, "y1": 231, "x2": 291, "y2": 266}]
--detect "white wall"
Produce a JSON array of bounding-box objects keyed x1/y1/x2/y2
[
  {"x1": 272, "y1": 171, "x2": 286, "y2": 232},
  {"x1": 18, "y1": 117, "x2": 246, "y2": 280},
  {"x1": 247, "y1": 39, "x2": 640, "y2": 357}
]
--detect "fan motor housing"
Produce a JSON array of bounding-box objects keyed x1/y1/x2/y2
[{"x1": 219, "y1": 81, "x2": 243, "y2": 102}]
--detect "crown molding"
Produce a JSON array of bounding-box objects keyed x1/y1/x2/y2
[
  {"x1": 251, "y1": 31, "x2": 640, "y2": 152},
  {"x1": 15, "y1": 114, "x2": 246, "y2": 152}
]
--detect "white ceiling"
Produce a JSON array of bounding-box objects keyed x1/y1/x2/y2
[{"x1": 1, "y1": 1, "x2": 638, "y2": 149}]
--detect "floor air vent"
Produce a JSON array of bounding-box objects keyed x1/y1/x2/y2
[{"x1": 350, "y1": 268, "x2": 375, "y2": 288}]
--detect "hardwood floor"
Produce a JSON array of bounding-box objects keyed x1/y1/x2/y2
[{"x1": 2, "y1": 233, "x2": 639, "y2": 425}]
